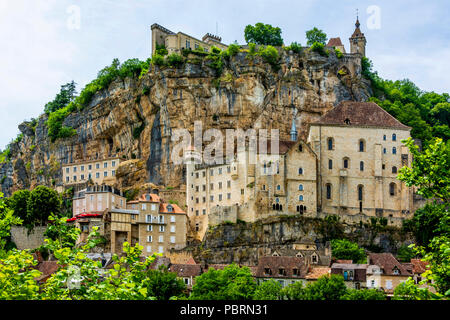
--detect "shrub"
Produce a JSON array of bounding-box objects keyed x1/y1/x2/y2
[
  {"x1": 248, "y1": 43, "x2": 257, "y2": 56},
  {"x1": 155, "y1": 43, "x2": 168, "y2": 56},
  {"x1": 310, "y1": 42, "x2": 329, "y2": 57},
  {"x1": 151, "y1": 54, "x2": 165, "y2": 66},
  {"x1": 259, "y1": 45, "x2": 280, "y2": 67},
  {"x1": 206, "y1": 48, "x2": 225, "y2": 77},
  {"x1": 287, "y1": 42, "x2": 302, "y2": 53},
  {"x1": 225, "y1": 43, "x2": 240, "y2": 58},
  {"x1": 335, "y1": 48, "x2": 344, "y2": 59},
  {"x1": 165, "y1": 53, "x2": 184, "y2": 67}
]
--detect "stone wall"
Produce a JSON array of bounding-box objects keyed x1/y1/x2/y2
[{"x1": 10, "y1": 226, "x2": 47, "y2": 250}]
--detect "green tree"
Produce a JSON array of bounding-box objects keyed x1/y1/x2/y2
[
  {"x1": 281, "y1": 281, "x2": 306, "y2": 300},
  {"x1": 253, "y1": 279, "x2": 282, "y2": 300},
  {"x1": 341, "y1": 288, "x2": 386, "y2": 300},
  {"x1": 145, "y1": 266, "x2": 187, "y2": 300},
  {"x1": 306, "y1": 27, "x2": 327, "y2": 46},
  {"x1": 303, "y1": 274, "x2": 347, "y2": 300},
  {"x1": 0, "y1": 193, "x2": 22, "y2": 254},
  {"x1": 331, "y1": 239, "x2": 366, "y2": 263},
  {"x1": 27, "y1": 186, "x2": 61, "y2": 227},
  {"x1": 44, "y1": 81, "x2": 77, "y2": 114},
  {"x1": 244, "y1": 23, "x2": 283, "y2": 46},
  {"x1": 396, "y1": 244, "x2": 417, "y2": 263},
  {"x1": 8, "y1": 189, "x2": 31, "y2": 226},
  {"x1": 393, "y1": 278, "x2": 442, "y2": 300},
  {"x1": 190, "y1": 264, "x2": 256, "y2": 300}
]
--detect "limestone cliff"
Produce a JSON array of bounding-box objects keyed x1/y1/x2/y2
[{"x1": 0, "y1": 49, "x2": 371, "y2": 198}]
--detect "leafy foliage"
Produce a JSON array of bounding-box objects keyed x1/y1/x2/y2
[
  {"x1": 44, "y1": 81, "x2": 77, "y2": 114},
  {"x1": 258, "y1": 45, "x2": 280, "y2": 68},
  {"x1": 331, "y1": 239, "x2": 366, "y2": 263},
  {"x1": 285, "y1": 42, "x2": 302, "y2": 54},
  {"x1": 303, "y1": 274, "x2": 347, "y2": 300},
  {"x1": 244, "y1": 23, "x2": 283, "y2": 46},
  {"x1": 396, "y1": 244, "x2": 417, "y2": 262},
  {"x1": 253, "y1": 279, "x2": 282, "y2": 300},
  {"x1": 190, "y1": 264, "x2": 256, "y2": 300},
  {"x1": 281, "y1": 281, "x2": 306, "y2": 300},
  {"x1": 341, "y1": 288, "x2": 386, "y2": 300},
  {"x1": 0, "y1": 193, "x2": 22, "y2": 254},
  {"x1": 26, "y1": 186, "x2": 61, "y2": 227},
  {"x1": 310, "y1": 42, "x2": 329, "y2": 57},
  {"x1": 145, "y1": 266, "x2": 187, "y2": 300},
  {"x1": 306, "y1": 27, "x2": 328, "y2": 46},
  {"x1": 165, "y1": 53, "x2": 184, "y2": 67},
  {"x1": 363, "y1": 57, "x2": 450, "y2": 145}
]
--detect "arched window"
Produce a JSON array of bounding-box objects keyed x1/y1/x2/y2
[
  {"x1": 277, "y1": 185, "x2": 281, "y2": 191},
  {"x1": 326, "y1": 184, "x2": 332, "y2": 200},
  {"x1": 360, "y1": 161, "x2": 364, "y2": 171},
  {"x1": 359, "y1": 140, "x2": 365, "y2": 152},
  {"x1": 327, "y1": 138, "x2": 333, "y2": 150},
  {"x1": 299, "y1": 184, "x2": 304, "y2": 191},
  {"x1": 263, "y1": 162, "x2": 267, "y2": 174},
  {"x1": 383, "y1": 135, "x2": 387, "y2": 141},
  {"x1": 392, "y1": 166, "x2": 398, "y2": 174},
  {"x1": 343, "y1": 157, "x2": 350, "y2": 169},
  {"x1": 298, "y1": 168, "x2": 304, "y2": 175},
  {"x1": 390, "y1": 183, "x2": 396, "y2": 196},
  {"x1": 329, "y1": 159, "x2": 333, "y2": 170},
  {"x1": 358, "y1": 185, "x2": 364, "y2": 201},
  {"x1": 299, "y1": 195, "x2": 304, "y2": 201},
  {"x1": 392, "y1": 134, "x2": 397, "y2": 141},
  {"x1": 299, "y1": 144, "x2": 303, "y2": 152},
  {"x1": 393, "y1": 147, "x2": 397, "y2": 154}
]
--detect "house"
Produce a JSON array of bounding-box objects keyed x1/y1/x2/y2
[
  {"x1": 168, "y1": 263, "x2": 203, "y2": 289},
  {"x1": 367, "y1": 253, "x2": 413, "y2": 295},
  {"x1": 254, "y1": 256, "x2": 309, "y2": 288},
  {"x1": 331, "y1": 262, "x2": 368, "y2": 289},
  {"x1": 403, "y1": 259, "x2": 435, "y2": 292}
]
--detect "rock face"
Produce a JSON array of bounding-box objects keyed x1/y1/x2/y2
[
  {"x1": 0, "y1": 49, "x2": 371, "y2": 197},
  {"x1": 190, "y1": 216, "x2": 413, "y2": 266}
]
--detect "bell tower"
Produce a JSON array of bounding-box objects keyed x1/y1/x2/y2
[{"x1": 349, "y1": 13, "x2": 367, "y2": 57}]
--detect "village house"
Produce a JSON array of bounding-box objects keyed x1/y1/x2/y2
[
  {"x1": 331, "y1": 262, "x2": 369, "y2": 289},
  {"x1": 254, "y1": 256, "x2": 309, "y2": 288},
  {"x1": 366, "y1": 253, "x2": 413, "y2": 295},
  {"x1": 127, "y1": 193, "x2": 188, "y2": 257}
]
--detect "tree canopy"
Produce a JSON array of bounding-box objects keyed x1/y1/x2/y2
[
  {"x1": 306, "y1": 27, "x2": 328, "y2": 46},
  {"x1": 331, "y1": 239, "x2": 366, "y2": 264},
  {"x1": 244, "y1": 23, "x2": 283, "y2": 46}
]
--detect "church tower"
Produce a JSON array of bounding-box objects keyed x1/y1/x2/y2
[{"x1": 349, "y1": 16, "x2": 367, "y2": 56}]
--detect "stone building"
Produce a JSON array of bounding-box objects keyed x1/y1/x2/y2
[
  {"x1": 62, "y1": 157, "x2": 121, "y2": 187},
  {"x1": 331, "y1": 262, "x2": 369, "y2": 289},
  {"x1": 254, "y1": 256, "x2": 309, "y2": 288},
  {"x1": 151, "y1": 23, "x2": 228, "y2": 56},
  {"x1": 308, "y1": 101, "x2": 413, "y2": 224},
  {"x1": 127, "y1": 193, "x2": 188, "y2": 257}
]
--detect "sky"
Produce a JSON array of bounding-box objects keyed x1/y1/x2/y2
[{"x1": 0, "y1": 0, "x2": 449, "y2": 150}]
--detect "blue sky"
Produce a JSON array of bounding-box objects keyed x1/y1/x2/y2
[{"x1": 0, "y1": 0, "x2": 449, "y2": 149}]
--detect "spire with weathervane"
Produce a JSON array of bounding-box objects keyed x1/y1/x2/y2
[{"x1": 350, "y1": 9, "x2": 367, "y2": 57}]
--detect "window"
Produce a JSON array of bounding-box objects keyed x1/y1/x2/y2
[
  {"x1": 210, "y1": 195, "x2": 214, "y2": 202},
  {"x1": 299, "y1": 195, "x2": 304, "y2": 201},
  {"x1": 298, "y1": 168, "x2": 304, "y2": 175},
  {"x1": 171, "y1": 216, "x2": 176, "y2": 223},
  {"x1": 147, "y1": 225, "x2": 153, "y2": 232},
  {"x1": 160, "y1": 225, "x2": 165, "y2": 232},
  {"x1": 104, "y1": 172, "x2": 108, "y2": 177},
  {"x1": 170, "y1": 226, "x2": 176, "y2": 233},
  {"x1": 293, "y1": 268, "x2": 299, "y2": 276},
  {"x1": 358, "y1": 185, "x2": 364, "y2": 201},
  {"x1": 392, "y1": 166, "x2": 398, "y2": 174},
  {"x1": 279, "y1": 268, "x2": 286, "y2": 276},
  {"x1": 299, "y1": 184, "x2": 304, "y2": 191},
  {"x1": 195, "y1": 172, "x2": 199, "y2": 179},
  {"x1": 158, "y1": 236, "x2": 164, "y2": 243},
  {"x1": 88, "y1": 165, "x2": 92, "y2": 170},
  {"x1": 298, "y1": 144, "x2": 303, "y2": 152},
  {"x1": 383, "y1": 148, "x2": 387, "y2": 154},
  {"x1": 158, "y1": 246, "x2": 164, "y2": 254},
  {"x1": 219, "y1": 182, "x2": 222, "y2": 189},
  {"x1": 210, "y1": 183, "x2": 214, "y2": 190},
  {"x1": 383, "y1": 135, "x2": 387, "y2": 141},
  {"x1": 202, "y1": 171, "x2": 206, "y2": 177},
  {"x1": 393, "y1": 147, "x2": 397, "y2": 154},
  {"x1": 195, "y1": 198, "x2": 199, "y2": 204},
  {"x1": 104, "y1": 162, "x2": 108, "y2": 168},
  {"x1": 392, "y1": 134, "x2": 397, "y2": 141},
  {"x1": 73, "y1": 167, "x2": 77, "y2": 173},
  {"x1": 195, "y1": 186, "x2": 199, "y2": 192},
  {"x1": 81, "y1": 166, "x2": 85, "y2": 171},
  {"x1": 147, "y1": 246, "x2": 152, "y2": 253},
  {"x1": 359, "y1": 139, "x2": 365, "y2": 152},
  {"x1": 227, "y1": 193, "x2": 231, "y2": 200},
  {"x1": 66, "y1": 177, "x2": 69, "y2": 182},
  {"x1": 227, "y1": 166, "x2": 231, "y2": 173},
  {"x1": 327, "y1": 138, "x2": 333, "y2": 150},
  {"x1": 170, "y1": 236, "x2": 176, "y2": 244},
  {"x1": 219, "y1": 168, "x2": 222, "y2": 175},
  {"x1": 326, "y1": 184, "x2": 332, "y2": 200},
  {"x1": 329, "y1": 159, "x2": 333, "y2": 170},
  {"x1": 227, "y1": 181, "x2": 231, "y2": 188},
  {"x1": 264, "y1": 268, "x2": 272, "y2": 275},
  {"x1": 66, "y1": 168, "x2": 69, "y2": 173},
  {"x1": 196, "y1": 210, "x2": 199, "y2": 216},
  {"x1": 142, "y1": 204, "x2": 147, "y2": 210},
  {"x1": 112, "y1": 170, "x2": 116, "y2": 176},
  {"x1": 147, "y1": 236, "x2": 153, "y2": 243},
  {"x1": 73, "y1": 176, "x2": 77, "y2": 182},
  {"x1": 203, "y1": 185, "x2": 206, "y2": 191},
  {"x1": 219, "y1": 194, "x2": 223, "y2": 201},
  {"x1": 96, "y1": 163, "x2": 100, "y2": 169},
  {"x1": 210, "y1": 169, "x2": 214, "y2": 176},
  {"x1": 277, "y1": 185, "x2": 281, "y2": 191},
  {"x1": 112, "y1": 161, "x2": 116, "y2": 167},
  {"x1": 386, "y1": 280, "x2": 393, "y2": 289},
  {"x1": 390, "y1": 183, "x2": 396, "y2": 196},
  {"x1": 343, "y1": 158, "x2": 349, "y2": 169},
  {"x1": 360, "y1": 161, "x2": 364, "y2": 171},
  {"x1": 146, "y1": 215, "x2": 152, "y2": 223},
  {"x1": 203, "y1": 209, "x2": 206, "y2": 215},
  {"x1": 186, "y1": 39, "x2": 190, "y2": 49}
]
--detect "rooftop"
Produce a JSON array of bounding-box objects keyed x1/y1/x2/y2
[
  {"x1": 311, "y1": 101, "x2": 411, "y2": 130},
  {"x1": 369, "y1": 253, "x2": 412, "y2": 276}
]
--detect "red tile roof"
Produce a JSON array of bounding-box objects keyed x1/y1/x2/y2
[
  {"x1": 410, "y1": 259, "x2": 429, "y2": 274},
  {"x1": 311, "y1": 101, "x2": 410, "y2": 130},
  {"x1": 305, "y1": 267, "x2": 331, "y2": 280},
  {"x1": 159, "y1": 203, "x2": 185, "y2": 214},
  {"x1": 369, "y1": 253, "x2": 412, "y2": 276},
  {"x1": 168, "y1": 264, "x2": 202, "y2": 277},
  {"x1": 327, "y1": 37, "x2": 344, "y2": 47},
  {"x1": 255, "y1": 256, "x2": 308, "y2": 278}
]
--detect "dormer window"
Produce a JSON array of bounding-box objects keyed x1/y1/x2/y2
[
  {"x1": 167, "y1": 205, "x2": 173, "y2": 212},
  {"x1": 146, "y1": 195, "x2": 151, "y2": 201},
  {"x1": 299, "y1": 144, "x2": 303, "y2": 152},
  {"x1": 293, "y1": 268, "x2": 299, "y2": 276},
  {"x1": 344, "y1": 118, "x2": 351, "y2": 125},
  {"x1": 393, "y1": 267, "x2": 400, "y2": 275},
  {"x1": 278, "y1": 268, "x2": 286, "y2": 276},
  {"x1": 264, "y1": 268, "x2": 272, "y2": 276}
]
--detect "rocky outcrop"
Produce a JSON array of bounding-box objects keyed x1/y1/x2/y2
[
  {"x1": 0, "y1": 49, "x2": 371, "y2": 197},
  {"x1": 189, "y1": 215, "x2": 413, "y2": 266}
]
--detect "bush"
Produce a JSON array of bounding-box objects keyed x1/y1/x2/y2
[
  {"x1": 151, "y1": 54, "x2": 165, "y2": 66},
  {"x1": 331, "y1": 239, "x2": 366, "y2": 263},
  {"x1": 165, "y1": 53, "x2": 184, "y2": 67},
  {"x1": 310, "y1": 42, "x2": 329, "y2": 57},
  {"x1": 335, "y1": 48, "x2": 344, "y2": 59},
  {"x1": 259, "y1": 45, "x2": 279, "y2": 67},
  {"x1": 155, "y1": 44, "x2": 168, "y2": 56},
  {"x1": 286, "y1": 42, "x2": 302, "y2": 53},
  {"x1": 225, "y1": 44, "x2": 240, "y2": 58},
  {"x1": 253, "y1": 280, "x2": 282, "y2": 300}
]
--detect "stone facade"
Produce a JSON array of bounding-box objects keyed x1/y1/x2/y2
[
  {"x1": 10, "y1": 226, "x2": 47, "y2": 250},
  {"x1": 62, "y1": 157, "x2": 121, "y2": 187},
  {"x1": 151, "y1": 23, "x2": 228, "y2": 56}
]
